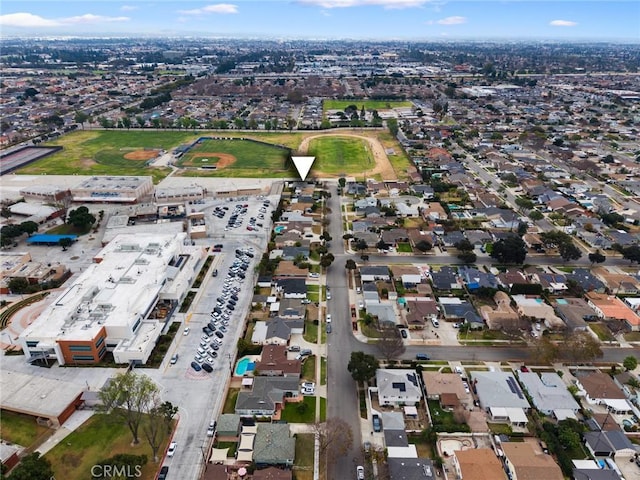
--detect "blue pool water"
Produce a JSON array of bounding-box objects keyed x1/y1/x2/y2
[
  {"x1": 235, "y1": 357, "x2": 255, "y2": 376},
  {"x1": 274, "y1": 226, "x2": 286, "y2": 234},
  {"x1": 556, "y1": 299, "x2": 568, "y2": 305}
]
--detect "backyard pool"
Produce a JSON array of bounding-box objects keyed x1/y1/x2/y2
[
  {"x1": 235, "y1": 357, "x2": 255, "y2": 376},
  {"x1": 274, "y1": 226, "x2": 286, "y2": 234}
]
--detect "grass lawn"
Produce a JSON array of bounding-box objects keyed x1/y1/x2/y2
[
  {"x1": 302, "y1": 355, "x2": 316, "y2": 381},
  {"x1": 319, "y1": 397, "x2": 326, "y2": 422},
  {"x1": 320, "y1": 357, "x2": 327, "y2": 385},
  {"x1": 223, "y1": 388, "x2": 240, "y2": 414},
  {"x1": 323, "y1": 99, "x2": 412, "y2": 112},
  {"x1": 177, "y1": 138, "x2": 292, "y2": 177},
  {"x1": 304, "y1": 320, "x2": 318, "y2": 343},
  {"x1": 427, "y1": 400, "x2": 455, "y2": 427},
  {"x1": 18, "y1": 130, "x2": 181, "y2": 182},
  {"x1": 589, "y1": 323, "x2": 615, "y2": 342},
  {"x1": 0, "y1": 410, "x2": 51, "y2": 447},
  {"x1": 624, "y1": 331, "x2": 640, "y2": 341},
  {"x1": 293, "y1": 433, "x2": 315, "y2": 480},
  {"x1": 307, "y1": 136, "x2": 372, "y2": 176},
  {"x1": 46, "y1": 223, "x2": 93, "y2": 236},
  {"x1": 361, "y1": 322, "x2": 381, "y2": 338},
  {"x1": 397, "y1": 243, "x2": 413, "y2": 253},
  {"x1": 376, "y1": 131, "x2": 414, "y2": 180},
  {"x1": 45, "y1": 413, "x2": 172, "y2": 480},
  {"x1": 407, "y1": 434, "x2": 435, "y2": 458},
  {"x1": 281, "y1": 397, "x2": 316, "y2": 423},
  {"x1": 487, "y1": 423, "x2": 513, "y2": 435}
]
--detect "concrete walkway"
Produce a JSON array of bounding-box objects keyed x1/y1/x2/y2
[{"x1": 35, "y1": 409, "x2": 95, "y2": 455}]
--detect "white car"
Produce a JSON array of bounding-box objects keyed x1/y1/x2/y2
[
  {"x1": 326, "y1": 291, "x2": 332, "y2": 300},
  {"x1": 356, "y1": 466, "x2": 365, "y2": 480},
  {"x1": 167, "y1": 441, "x2": 177, "y2": 457},
  {"x1": 462, "y1": 381, "x2": 470, "y2": 394},
  {"x1": 326, "y1": 314, "x2": 332, "y2": 323},
  {"x1": 301, "y1": 381, "x2": 315, "y2": 389},
  {"x1": 301, "y1": 387, "x2": 315, "y2": 395},
  {"x1": 183, "y1": 327, "x2": 190, "y2": 336},
  {"x1": 206, "y1": 421, "x2": 216, "y2": 437}
]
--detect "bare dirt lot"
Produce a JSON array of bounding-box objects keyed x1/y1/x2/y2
[
  {"x1": 123, "y1": 149, "x2": 160, "y2": 161},
  {"x1": 187, "y1": 152, "x2": 237, "y2": 169}
]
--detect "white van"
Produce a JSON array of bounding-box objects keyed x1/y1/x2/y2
[{"x1": 431, "y1": 318, "x2": 440, "y2": 328}]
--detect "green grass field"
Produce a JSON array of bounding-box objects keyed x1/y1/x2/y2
[
  {"x1": 45, "y1": 413, "x2": 172, "y2": 480},
  {"x1": 0, "y1": 410, "x2": 51, "y2": 447},
  {"x1": 18, "y1": 130, "x2": 186, "y2": 182},
  {"x1": 177, "y1": 138, "x2": 292, "y2": 177},
  {"x1": 307, "y1": 136, "x2": 372, "y2": 176},
  {"x1": 323, "y1": 99, "x2": 412, "y2": 111}
]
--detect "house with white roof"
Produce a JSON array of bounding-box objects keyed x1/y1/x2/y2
[{"x1": 375, "y1": 369, "x2": 423, "y2": 406}]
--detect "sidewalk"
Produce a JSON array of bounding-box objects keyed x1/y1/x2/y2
[{"x1": 35, "y1": 409, "x2": 95, "y2": 455}]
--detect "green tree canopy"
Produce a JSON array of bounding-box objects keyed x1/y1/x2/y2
[
  {"x1": 623, "y1": 355, "x2": 638, "y2": 371},
  {"x1": 490, "y1": 235, "x2": 527, "y2": 264},
  {"x1": 6, "y1": 453, "x2": 53, "y2": 480},
  {"x1": 67, "y1": 206, "x2": 96, "y2": 229},
  {"x1": 347, "y1": 351, "x2": 379, "y2": 383}
]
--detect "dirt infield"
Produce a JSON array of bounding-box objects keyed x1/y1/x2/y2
[
  {"x1": 298, "y1": 132, "x2": 396, "y2": 180},
  {"x1": 124, "y1": 149, "x2": 160, "y2": 161},
  {"x1": 189, "y1": 152, "x2": 237, "y2": 169}
]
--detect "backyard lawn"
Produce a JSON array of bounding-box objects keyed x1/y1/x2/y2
[
  {"x1": 303, "y1": 320, "x2": 318, "y2": 343},
  {"x1": 280, "y1": 397, "x2": 316, "y2": 423},
  {"x1": 223, "y1": 388, "x2": 240, "y2": 414},
  {"x1": 293, "y1": 433, "x2": 315, "y2": 480},
  {"x1": 589, "y1": 323, "x2": 615, "y2": 342},
  {"x1": 302, "y1": 355, "x2": 316, "y2": 381}
]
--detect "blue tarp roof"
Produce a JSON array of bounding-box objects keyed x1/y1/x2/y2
[{"x1": 26, "y1": 234, "x2": 78, "y2": 244}]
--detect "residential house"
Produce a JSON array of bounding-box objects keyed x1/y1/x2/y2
[
  {"x1": 422, "y1": 371, "x2": 471, "y2": 408},
  {"x1": 216, "y1": 414, "x2": 242, "y2": 441},
  {"x1": 441, "y1": 231, "x2": 467, "y2": 248},
  {"x1": 253, "y1": 424, "x2": 295, "y2": 467},
  {"x1": 264, "y1": 318, "x2": 298, "y2": 345},
  {"x1": 430, "y1": 266, "x2": 459, "y2": 290},
  {"x1": 452, "y1": 449, "x2": 507, "y2": 480},
  {"x1": 253, "y1": 345, "x2": 301, "y2": 377},
  {"x1": 573, "y1": 468, "x2": 623, "y2": 480},
  {"x1": 381, "y1": 228, "x2": 410, "y2": 246},
  {"x1": 471, "y1": 371, "x2": 530, "y2": 426},
  {"x1": 351, "y1": 220, "x2": 372, "y2": 233},
  {"x1": 405, "y1": 298, "x2": 439, "y2": 327},
  {"x1": 511, "y1": 295, "x2": 565, "y2": 329},
  {"x1": 553, "y1": 297, "x2": 596, "y2": 331},
  {"x1": 567, "y1": 269, "x2": 606, "y2": 293},
  {"x1": 439, "y1": 297, "x2": 483, "y2": 329},
  {"x1": 501, "y1": 442, "x2": 563, "y2": 480},
  {"x1": 410, "y1": 184, "x2": 435, "y2": 199},
  {"x1": 480, "y1": 291, "x2": 523, "y2": 331},
  {"x1": 583, "y1": 430, "x2": 636, "y2": 458},
  {"x1": 281, "y1": 246, "x2": 309, "y2": 262},
  {"x1": 464, "y1": 230, "x2": 493, "y2": 248},
  {"x1": 527, "y1": 269, "x2": 568, "y2": 294},
  {"x1": 422, "y1": 202, "x2": 447, "y2": 222},
  {"x1": 388, "y1": 458, "x2": 436, "y2": 480},
  {"x1": 376, "y1": 369, "x2": 423, "y2": 406},
  {"x1": 592, "y1": 267, "x2": 640, "y2": 294},
  {"x1": 366, "y1": 303, "x2": 398, "y2": 326},
  {"x1": 518, "y1": 372, "x2": 580, "y2": 418},
  {"x1": 277, "y1": 298, "x2": 306, "y2": 320},
  {"x1": 458, "y1": 266, "x2": 498, "y2": 291},
  {"x1": 585, "y1": 292, "x2": 640, "y2": 331},
  {"x1": 574, "y1": 370, "x2": 630, "y2": 413},
  {"x1": 273, "y1": 261, "x2": 308, "y2": 279},
  {"x1": 497, "y1": 269, "x2": 530, "y2": 291},
  {"x1": 275, "y1": 279, "x2": 307, "y2": 299},
  {"x1": 235, "y1": 376, "x2": 300, "y2": 417},
  {"x1": 355, "y1": 197, "x2": 378, "y2": 211},
  {"x1": 360, "y1": 266, "x2": 391, "y2": 282}
]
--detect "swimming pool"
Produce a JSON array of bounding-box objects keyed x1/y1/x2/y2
[
  {"x1": 274, "y1": 226, "x2": 286, "y2": 234},
  {"x1": 235, "y1": 357, "x2": 255, "y2": 376}
]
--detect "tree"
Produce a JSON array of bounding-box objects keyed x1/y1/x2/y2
[
  {"x1": 8, "y1": 277, "x2": 29, "y2": 294},
  {"x1": 347, "y1": 351, "x2": 378, "y2": 383},
  {"x1": 142, "y1": 392, "x2": 165, "y2": 462},
  {"x1": 588, "y1": 250, "x2": 606, "y2": 265},
  {"x1": 623, "y1": 355, "x2": 638, "y2": 371},
  {"x1": 338, "y1": 177, "x2": 346, "y2": 188},
  {"x1": 376, "y1": 324, "x2": 406, "y2": 363},
  {"x1": 557, "y1": 423, "x2": 581, "y2": 451},
  {"x1": 6, "y1": 453, "x2": 53, "y2": 480},
  {"x1": 158, "y1": 401, "x2": 178, "y2": 433},
  {"x1": 319, "y1": 253, "x2": 334, "y2": 268},
  {"x1": 67, "y1": 206, "x2": 96, "y2": 229},
  {"x1": 387, "y1": 118, "x2": 399, "y2": 136},
  {"x1": 454, "y1": 239, "x2": 474, "y2": 252},
  {"x1": 312, "y1": 417, "x2": 353, "y2": 462},
  {"x1": 59, "y1": 237, "x2": 73, "y2": 251},
  {"x1": 532, "y1": 336, "x2": 560, "y2": 364},
  {"x1": 490, "y1": 235, "x2": 527, "y2": 264},
  {"x1": 74, "y1": 111, "x2": 89, "y2": 128},
  {"x1": 622, "y1": 245, "x2": 640, "y2": 264},
  {"x1": 345, "y1": 259, "x2": 357, "y2": 271},
  {"x1": 558, "y1": 242, "x2": 582, "y2": 263},
  {"x1": 458, "y1": 251, "x2": 477, "y2": 264},
  {"x1": 355, "y1": 239, "x2": 368, "y2": 252},
  {"x1": 529, "y1": 210, "x2": 543, "y2": 221},
  {"x1": 563, "y1": 331, "x2": 602, "y2": 363},
  {"x1": 415, "y1": 240, "x2": 432, "y2": 252},
  {"x1": 19, "y1": 221, "x2": 38, "y2": 236},
  {"x1": 99, "y1": 372, "x2": 160, "y2": 445}
]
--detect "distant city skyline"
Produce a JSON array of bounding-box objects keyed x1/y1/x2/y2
[{"x1": 1, "y1": 1, "x2": 638, "y2": 41}]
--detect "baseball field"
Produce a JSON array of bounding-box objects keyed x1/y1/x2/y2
[{"x1": 323, "y1": 99, "x2": 412, "y2": 112}]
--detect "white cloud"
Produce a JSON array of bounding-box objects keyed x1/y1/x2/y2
[
  {"x1": 0, "y1": 12, "x2": 60, "y2": 27},
  {"x1": 62, "y1": 14, "x2": 130, "y2": 25},
  {"x1": 550, "y1": 19, "x2": 577, "y2": 27},
  {"x1": 437, "y1": 16, "x2": 466, "y2": 25},
  {"x1": 179, "y1": 4, "x2": 239, "y2": 15},
  {"x1": 298, "y1": 0, "x2": 429, "y2": 9},
  {"x1": 120, "y1": 5, "x2": 139, "y2": 12},
  {"x1": 0, "y1": 12, "x2": 130, "y2": 28}
]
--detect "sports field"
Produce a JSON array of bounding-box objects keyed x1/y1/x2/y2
[
  {"x1": 16, "y1": 130, "x2": 187, "y2": 182},
  {"x1": 306, "y1": 136, "x2": 372, "y2": 176},
  {"x1": 323, "y1": 99, "x2": 412, "y2": 112},
  {"x1": 177, "y1": 138, "x2": 291, "y2": 177}
]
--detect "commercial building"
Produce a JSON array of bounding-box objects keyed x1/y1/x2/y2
[
  {"x1": 19, "y1": 233, "x2": 204, "y2": 365},
  {"x1": 70, "y1": 176, "x2": 154, "y2": 203}
]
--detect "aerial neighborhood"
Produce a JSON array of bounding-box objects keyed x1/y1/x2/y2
[{"x1": 0, "y1": 33, "x2": 639, "y2": 480}]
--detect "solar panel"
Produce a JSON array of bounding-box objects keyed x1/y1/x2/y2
[
  {"x1": 406, "y1": 373, "x2": 418, "y2": 387},
  {"x1": 392, "y1": 382, "x2": 406, "y2": 392}
]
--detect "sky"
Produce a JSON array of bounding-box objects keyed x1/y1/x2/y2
[{"x1": 1, "y1": 1, "x2": 639, "y2": 41}]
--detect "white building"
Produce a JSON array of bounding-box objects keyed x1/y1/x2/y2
[
  {"x1": 19, "y1": 233, "x2": 204, "y2": 365},
  {"x1": 375, "y1": 369, "x2": 423, "y2": 406}
]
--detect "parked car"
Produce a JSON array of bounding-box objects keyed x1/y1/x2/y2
[
  {"x1": 202, "y1": 363, "x2": 213, "y2": 373},
  {"x1": 183, "y1": 327, "x2": 190, "y2": 336},
  {"x1": 372, "y1": 414, "x2": 382, "y2": 432},
  {"x1": 288, "y1": 345, "x2": 301, "y2": 352},
  {"x1": 416, "y1": 353, "x2": 430, "y2": 361},
  {"x1": 170, "y1": 354, "x2": 179, "y2": 365},
  {"x1": 157, "y1": 466, "x2": 169, "y2": 480},
  {"x1": 356, "y1": 466, "x2": 365, "y2": 480},
  {"x1": 167, "y1": 441, "x2": 177, "y2": 457},
  {"x1": 191, "y1": 361, "x2": 202, "y2": 371},
  {"x1": 400, "y1": 329, "x2": 408, "y2": 339},
  {"x1": 215, "y1": 331, "x2": 224, "y2": 339},
  {"x1": 207, "y1": 421, "x2": 216, "y2": 437}
]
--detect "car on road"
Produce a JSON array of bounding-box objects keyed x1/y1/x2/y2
[
  {"x1": 183, "y1": 327, "x2": 190, "y2": 336},
  {"x1": 416, "y1": 353, "x2": 430, "y2": 361},
  {"x1": 157, "y1": 466, "x2": 169, "y2": 480},
  {"x1": 356, "y1": 465, "x2": 365, "y2": 480},
  {"x1": 400, "y1": 329, "x2": 408, "y2": 339},
  {"x1": 372, "y1": 414, "x2": 382, "y2": 432},
  {"x1": 207, "y1": 421, "x2": 216, "y2": 437},
  {"x1": 167, "y1": 442, "x2": 177, "y2": 457},
  {"x1": 326, "y1": 291, "x2": 332, "y2": 300},
  {"x1": 454, "y1": 366, "x2": 464, "y2": 376},
  {"x1": 170, "y1": 354, "x2": 179, "y2": 365},
  {"x1": 326, "y1": 323, "x2": 332, "y2": 334},
  {"x1": 326, "y1": 314, "x2": 332, "y2": 323}
]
